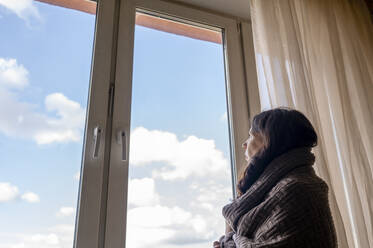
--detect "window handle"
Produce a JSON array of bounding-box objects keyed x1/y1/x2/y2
[
  {"x1": 93, "y1": 126, "x2": 102, "y2": 158},
  {"x1": 117, "y1": 130, "x2": 127, "y2": 161}
]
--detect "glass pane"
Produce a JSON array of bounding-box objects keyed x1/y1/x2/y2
[
  {"x1": 0, "y1": 1, "x2": 96, "y2": 247},
  {"x1": 126, "y1": 12, "x2": 233, "y2": 248}
]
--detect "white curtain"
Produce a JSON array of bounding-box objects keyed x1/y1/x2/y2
[{"x1": 249, "y1": 0, "x2": 373, "y2": 247}]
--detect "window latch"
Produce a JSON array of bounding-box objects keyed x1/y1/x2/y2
[
  {"x1": 117, "y1": 130, "x2": 127, "y2": 161},
  {"x1": 93, "y1": 126, "x2": 102, "y2": 158}
]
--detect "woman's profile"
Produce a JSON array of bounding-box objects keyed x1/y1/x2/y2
[{"x1": 213, "y1": 108, "x2": 337, "y2": 248}]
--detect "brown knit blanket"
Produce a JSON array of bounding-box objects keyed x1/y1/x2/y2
[{"x1": 219, "y1": 147, "x2": 337, "y2": 248}]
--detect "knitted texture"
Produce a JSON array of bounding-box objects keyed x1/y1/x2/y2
[{"x1": 220, "y1": 147, "x2": 337, "y2": 248}]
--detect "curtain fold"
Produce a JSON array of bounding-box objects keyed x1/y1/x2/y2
[{"x1": 249, "y1": 0, "x2": 373, "y2": 247}]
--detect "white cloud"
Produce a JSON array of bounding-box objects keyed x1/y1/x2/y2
[
  {"x1": 0, "y1": 232, "x2": 61, "y2": 248},
  {"x1": 73, "y1": 171, "x2": 80, "y2": 180},
  {"x1": 220, "y1": 112, "x2": 227, "y2": 122},
  {"x1": 0, "y1": 225, "x2": 75, "y2": 248},
  {"x1": 126, "y1": 224, "x2": 173, "y2": 248},
  {"x1": 27, "y1": 233, "x2": 59, "y2": 246},
  {"x1": 34, "y1": 93, "x2": 85, "y2": 144},
  {"x1": 124, "y1": 175, "x2": 232, "y2": 248},
  {"x1": 190, "y1": 183, "x2": 232, "y2": 222},
  {"x1": 48, "y1": 224, "x2": 74, "y2": 247},
  {"x1": 127, "y1": 205, "x2": 212, "y2": 248},
  {"x1": 130, "y1": 127, "x2": 229, "y2": 180},
  {"x1": 128, "y1": 205, "x2": 191, "y2": 228},
  {"x1": 21, "y1": 192, "x2": 40, "y2": 203},
  {"x1": 125, "y1": 128, "x2": 233, "y2": 246},
  {"x1": 0, "y1": 0, "x2": 40, "y2": 22},
  {"x1": 0, "y1": 182, "x2": 40, "y2": 203},
  {"x1": 48, "y1": 224, "x2": 74, "y2": 234},
  {"x1": 0, "y1": 58, "x2": 29, "y2": 89},
  {"x1": 125, "y1": 175, "x2": 229, "y2": 247},
  {"x1": 186, "y1": 180, "x2": 233, "y2": 244},
  {"x1": 128, "y1": 177, "x2": 159, "y2": 207},
  {"x1": 194, "y1": 182, "x2": 231, "y2": 203},
  {"x1": 0, "y1": 182, "x2": 19, "y2": 202},
  {"x1": 56, "y1": 207, "x2": 75, "y2": 217},
  {"x1": 0, "y1": 58, "x2": 86, "y2": 144}
]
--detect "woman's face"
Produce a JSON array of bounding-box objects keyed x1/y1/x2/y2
[{"x1": 242, "y1": 128, "x2": 264, "y2": 162}]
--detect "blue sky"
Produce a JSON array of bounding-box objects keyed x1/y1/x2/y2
[
  {"x1": 131, "y1": 25, "x2": 229, "y2": 151},
  {"x1": 0, "y1": 1, "x2": 233, "y2": 247}
]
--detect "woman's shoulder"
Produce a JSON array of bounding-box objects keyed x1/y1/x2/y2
[{"x1": 268, "y1": 166, "x2": 329, "y2": 199}]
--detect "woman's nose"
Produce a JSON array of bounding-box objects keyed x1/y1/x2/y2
[{"x1": 242, "y1": 141, "x2": 247, "y2": 149}]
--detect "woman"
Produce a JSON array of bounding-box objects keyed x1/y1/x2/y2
[{"x1": 213, "y1": 108, "x2": 337, "y2": 248}]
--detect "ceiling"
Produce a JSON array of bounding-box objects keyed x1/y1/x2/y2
[
  {"x1": 169, "y1": 0, "x2": 251, "y2": 20},
  {"x1": 171, "y1": 0, "x2": 373, "y2": 23}
]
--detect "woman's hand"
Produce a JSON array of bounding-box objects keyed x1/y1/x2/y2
[{"x1": 213, "y1": 241, "x2": 221, "y2": 248}]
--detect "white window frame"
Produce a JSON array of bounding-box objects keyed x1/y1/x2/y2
[
  {"x1": 72, "y1": 0, "x2": 261, "y2": 247},
  {"x1": 103, "y1": 0, "x2": 256, "y2": 247},
  {"x1": 74, "y1": 0, "x2": 121, "y2": 247}
]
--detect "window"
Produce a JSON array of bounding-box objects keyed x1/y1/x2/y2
[
  {"x1": 125, "y1": 12, "x2": 232, "y2": 247},
  {"x1": 104, "y1": 1, "x2": 251, "y2": 247},
  {"x1": 0, "y1": 1, "x2": 96, "y2": 247},
  {"x1": 1, "y1": 0, "x2": 255, "y2": 247}
]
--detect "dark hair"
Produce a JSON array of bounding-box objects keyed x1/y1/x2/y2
[{"x1": 237, "y1": 107, "x2": 317, "y2": 196}]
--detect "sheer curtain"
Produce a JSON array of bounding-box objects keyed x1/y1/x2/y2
[{"x1": 249, "y1": 0, "x2": 373, "y2": 247}]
